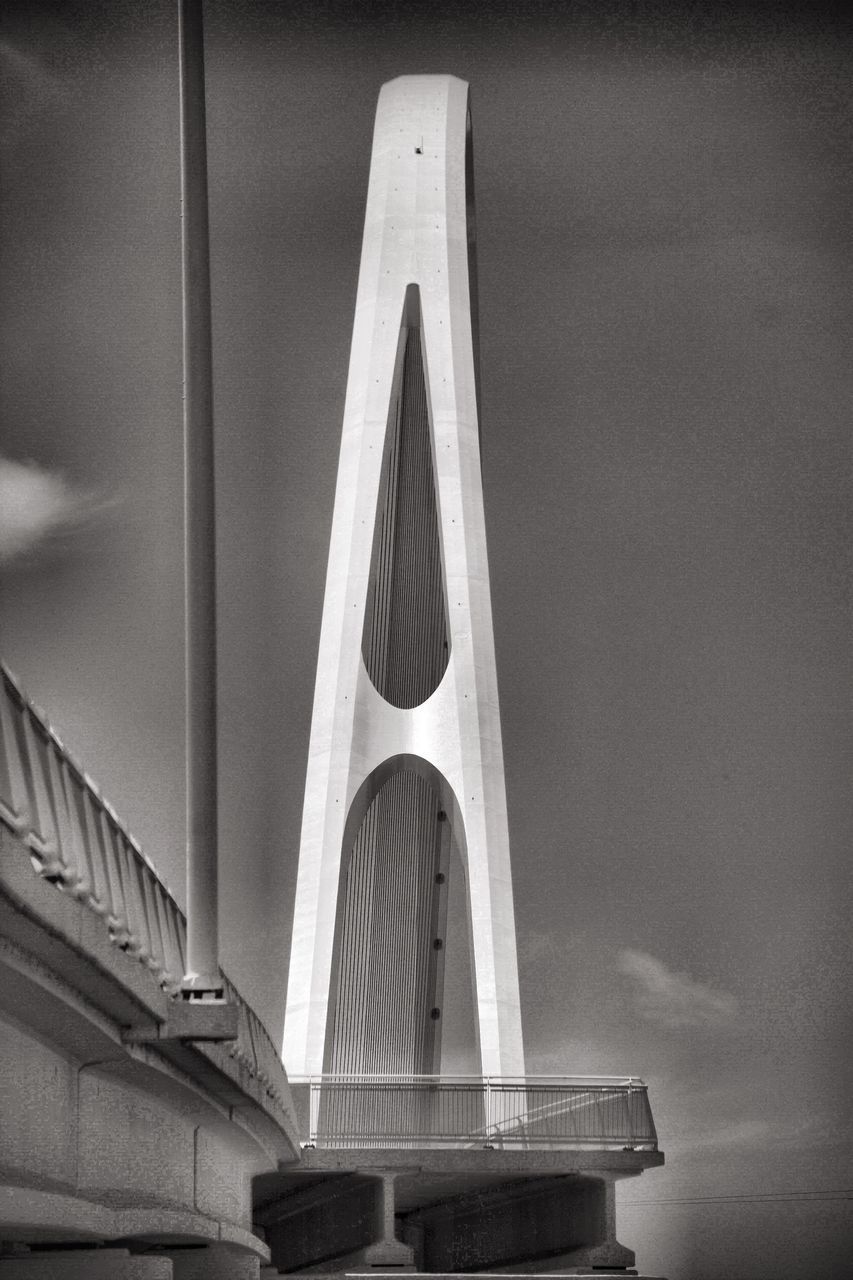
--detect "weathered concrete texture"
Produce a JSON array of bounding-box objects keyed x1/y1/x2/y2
[
  {"x1": 0, "y1": 994, "x2": 273, "y2": 1256},
  {"x1": 0, "y1": 1013, "x2": 78, "y2": 1191},
  {"x1": 196, "y1": 1127, "x2": 253, "y2": 1225},
  {"x1": 166, "y1": 1244, "x2": 261, "y2": 1278},
  {"x1": 0, "y1": 824, "x2": 296, "y2": 1264},
  {"x1": 406, "y1": 1176, "x2": 618, "y2": 1272},
  {"x1": 77, "y1": 1069, "x2": 197, "y2": 1210},
  {"x1": 0, "y1": 1248, "x2": 263, "y2": 1279},
  {"x1": 0, "y1": 1250, "x2": 171, "y2": 1278},
  {"x1": 283, "y1": 74, "x2": 525, "y2": 1079},
  {"x1": 258, "y1": 1175, "x2": 379, "y2": 1272}
]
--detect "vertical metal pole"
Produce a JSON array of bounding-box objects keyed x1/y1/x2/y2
[
  {"x1": 179, "y1": 0, "x2": 221, "y2": 998},
  {"x1": 310, "y1": 1078, "x2": 319, "y2": 1145}
]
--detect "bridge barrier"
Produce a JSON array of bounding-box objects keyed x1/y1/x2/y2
[
  {"x1": 0, "y1": 662, "x2": 285, "y2": 1111},
  {"x1": 289, "y1": 1073, "x2": 658, "y2": 1150}
]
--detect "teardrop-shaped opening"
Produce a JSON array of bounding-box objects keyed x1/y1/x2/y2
[
  {"x1": 361, "y1": 284, "x2": 450, "y2": 708},
  {"x1": 466, "y1": 100, "x2": 483, "y2": 436}
]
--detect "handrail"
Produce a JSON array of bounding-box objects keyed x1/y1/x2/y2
[
  {"x1": 290, "y1": 1073, "x2": 647, "y2": 1085},
  {"x1": 0, "y1": 662, "x2": 287, "y2": 1112},
  {"x1": 289, "y1": 1073, "x2": 658, "y2": 1151}
]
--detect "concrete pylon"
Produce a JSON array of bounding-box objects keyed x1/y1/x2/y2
[{"x1": 283, "y1": 75, "x2": 525, "y2": 1080}]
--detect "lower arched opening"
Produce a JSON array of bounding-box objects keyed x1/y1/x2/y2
[{"x1": 323, "y1": 757, "x2": 476, "y2": 1078}]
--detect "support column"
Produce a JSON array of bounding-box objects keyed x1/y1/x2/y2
[
  {"x1": 519, "y1": 1178, "x2": 637, "y2": 1274},
  {"x1": 360, "y1": 1173, "x2": 415, "y2": 1271},
  {"x1": 595, "y1": 1175, "x2": 639, "y2": 1271}
]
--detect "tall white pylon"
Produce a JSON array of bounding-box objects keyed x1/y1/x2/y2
[{"x1": 283, "y1": 75, "x2": 525, "y2": 1080}]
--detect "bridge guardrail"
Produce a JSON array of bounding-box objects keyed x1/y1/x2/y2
[
  {"x1": 290, "y1": 1073, "x2": 658, "y2": 1151},
  {"x1": 0, "y1": 662, "x2": 286, "y2": 1110}
]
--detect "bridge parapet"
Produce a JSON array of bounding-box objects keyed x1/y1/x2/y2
[
  {"x1": 0, "y1": 663, "x2": 299, "y2": 1276},
  {"x1": 0, "y1": 662, "x2": 286, "y2": 1114},
  {"x1": 290, "y1": 1073, "x2": 659, "y2": 1151}
]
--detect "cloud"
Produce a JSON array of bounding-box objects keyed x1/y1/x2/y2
[
  {"x1": 519, "y1": 930, "x2": 561, "y2": 965},
  {"x1": 678, "y1": 1118, "x2": 770, "y2": 1153},
  {"x1": 618, "y1": 948, "x2": 738, "y2": 1030},
  {"x1": 0, "y1": 41, "x2": 66, "y2": 155},
  {"x1": 0, "y1": 456, "x2": 106, "y2": 565}
]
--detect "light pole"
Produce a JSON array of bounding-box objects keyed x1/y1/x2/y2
[{"x1": 179, "y1": 0, "x2": 222, "y2": 1002}]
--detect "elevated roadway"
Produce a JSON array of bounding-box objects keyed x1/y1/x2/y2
[
  {"x1": 0, "y1": 664, "x2": 299, "y2": 1278},
  {"x1": 0, "y1": 663, "x2": 664, "y2": 1277}
]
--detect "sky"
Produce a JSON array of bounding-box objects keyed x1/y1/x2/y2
[{"x1": 1, "y1": 2, "x2": 851, "y2": 1277}]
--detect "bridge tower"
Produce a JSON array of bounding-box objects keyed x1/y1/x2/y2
[{"x1": 283, "y1": 75, "x2": 525, "y2": 1080}]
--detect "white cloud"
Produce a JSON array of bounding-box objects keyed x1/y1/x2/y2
[
  {"x1": 0, "y1": 42, "x2": 66, "y2": 155},
  {"x1": 519, "y1": 930, "x2": 561, "y2": 964},
  {"x1": 671, "y1": 1118, "x2": 770, "y2": 1153},
  {"x1": 0, "y1": 456, "x2": 104, "y2": 565},
  {"x1": 618, "y1": 948, "x2": 738, "y2": 1030}
]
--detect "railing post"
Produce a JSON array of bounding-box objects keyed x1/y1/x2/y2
[
  {"x1": 310, "y1": 1077, "x2": 319, "y2": 1145},
  {"x1": 0, "y1": 670, "x2": 32, "y2": 834},
  {"x1": 485, "y1": 1075, "x2": 492, "y2": 1141}
]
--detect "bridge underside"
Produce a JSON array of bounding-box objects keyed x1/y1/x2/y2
[{"x1": 254, "y1": 1146, "x2": 664, "y2": 1276}]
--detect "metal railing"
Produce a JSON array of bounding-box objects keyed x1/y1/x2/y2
[
  {"x1": 291, "y1": 1074, "x2": 658, "y2": 1151},
  {"x1": 0, "y1": 662, "x2": 288, "y2": 1113}
]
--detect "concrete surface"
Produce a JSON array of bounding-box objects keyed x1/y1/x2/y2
[{"x1": 0, "y1": 822, "x2": 298, "y2": 1266}]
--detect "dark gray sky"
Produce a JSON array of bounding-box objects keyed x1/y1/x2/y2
[{"x1": 1, "y1": 3, "x2": 851, "y2": 1277}]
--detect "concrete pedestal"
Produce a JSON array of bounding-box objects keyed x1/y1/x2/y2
[{"x1": 362, "y1": 1174, "x2": 416, "y2": 1271}]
